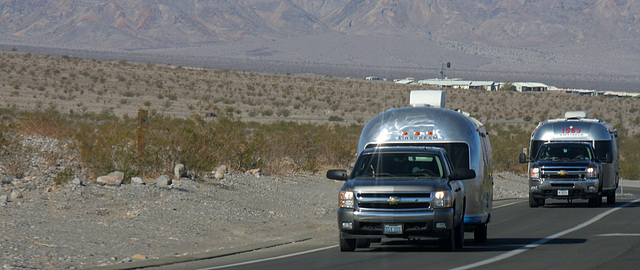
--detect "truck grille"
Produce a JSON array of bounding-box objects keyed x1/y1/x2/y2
[
  {"x1": 541, "y1": 167, "x2": 587, "y2": 180},
  {"x1": 356, "y1": 192, "x2": 431, "y2": 210}
]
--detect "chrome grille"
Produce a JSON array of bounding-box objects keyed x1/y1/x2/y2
[
  {"x1": 356, "y1": 192, "x2": 431, "y2": 210},
  {"x1": 541, "y1": 167, "x2": 588, "y2": 180}
]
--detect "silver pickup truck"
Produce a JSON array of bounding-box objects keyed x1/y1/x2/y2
[
  {"x1": 328, "y1": 146, "x2": 475, "y2": 251},
  {"x1": 327, "y1": 90, "x2": 493, "y2": 252}
]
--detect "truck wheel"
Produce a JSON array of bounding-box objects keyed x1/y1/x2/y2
[
  {"x1": 588, "y1": 195, "x2": 602, "y2": 207},
  {"x1": 529, "y1": 196, "x2": 539, "y2": 208},
  {"x1": 607, "y1": 192, "x2": 616, "y2": 205},
  {"x1": 356, "y1": 239, "x2": 371, "y2": 248},
  {"x1": 438, "y1": 229, "x2": 455, "y2": 252},
  {"x1": 454, "y1": 221, "x2": 464, "y2": 248},
  {"x1": 473, "y1": 223, "x2": 488, "y2": 243},
  {"x1": 339, "y1": 237, "x2": 356, "y2": 252}
]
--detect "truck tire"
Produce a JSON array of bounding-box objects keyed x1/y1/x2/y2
[
  {"x1": 455, "y1": 221, "x2": 464, "y2": 248},
  {"x1": 339, "y1": 237, "x2": 356, "y2": 252},
  {"x1": 438, "y1": 229, "x2": 455, "y2": 252},
  {"x1": 606, "y1": 191, "x2": 616, "y2": 205},
  {"x1": 529, "y1": 196, "x2": 545, "y2": 208},
  {"x1": 588, "y1": 195, "x2": 602, "y2": 207},
  {"x1": 473, "y1": 223, "x2": 488, "y2": 243},
  {"x1": 529, "y1": 196, "x2": 539, "y2": 208}
]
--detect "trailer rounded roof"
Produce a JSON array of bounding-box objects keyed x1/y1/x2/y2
[
  {"x1": 358, "y1": 106, "x2": 482, "y2": 153},
  {"x1": 532, "y1": 118, "x2": 615, "y2": 141}
]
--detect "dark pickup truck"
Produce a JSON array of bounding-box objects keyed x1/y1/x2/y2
[{"x1": 521, "y1": 142, "x2": 605, "y2": 207}]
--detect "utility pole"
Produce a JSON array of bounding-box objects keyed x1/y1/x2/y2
[{"x1": 440, "y1": 61, "x2": 451, "y2": 80}]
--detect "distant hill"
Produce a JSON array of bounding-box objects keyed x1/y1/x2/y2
[{"x1": 2, "y1": 0, "x2": 640, "y2": 91}]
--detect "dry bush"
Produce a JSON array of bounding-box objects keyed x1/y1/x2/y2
[
  {"x1": 68, "y1": 111, "x2": 359, "y2": 178},
  {"x1": 485, "y1": 123, "x2": 530, "y2": 174},
  {"x1": 0, "y1": 132, "x2": 31, "y2": 179},
  {"x1": 3, "y1": 52, "x2": 640, "y2": 177},
  {"x1": 16, "y1": 108, "x2": 73, "y2": 139},
  {"x1": 253, "y1": 121, "x2": 359, "y2": 174},
  {"x1": 620, "y1": 133, "x2": 640, "y2": 180},
  {"x1": 73, "y1": 112, "x2": 139, "y2": 179}
]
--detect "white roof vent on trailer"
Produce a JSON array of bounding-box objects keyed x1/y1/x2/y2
[
  {"x1": 564, "y1": 111, "x2": 588, "y2": 119},
  {"x1": 410, "y1": 90, "x2": 445, "y2": 108}
]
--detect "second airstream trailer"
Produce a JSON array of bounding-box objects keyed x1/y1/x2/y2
[{"x1": 520, "y1": 111, "x2": 619, "y2": 207}]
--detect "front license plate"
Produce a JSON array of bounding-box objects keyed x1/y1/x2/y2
[
  {"x1": 384, "y1": 224, "x2": 403, "y2": 234},
  {"x1": 558, "y1": 190, "x2": 569, "y2": 196}
]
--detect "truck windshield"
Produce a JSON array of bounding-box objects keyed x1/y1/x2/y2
[
  {"x1": 352, "y1": 152, "x2": 444, "y2": 178},
  {"x1": 535, "y1": 144, "x2": 594, "y2": 161}
]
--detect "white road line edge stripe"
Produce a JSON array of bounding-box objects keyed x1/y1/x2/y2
[
  {"x1": 596, "y1": 233, "x2": 640, "y2": 237},
  {"x1": 199, "y1": 245, "x2": 338, "y2": 270},
  {"x1": 450, "y1": 198, "x2": 640, "y2": 270},
  {"x1": 493, "y1": 200, "x2": 524, "y2": 209},
  {"x1": 198, "y1": 198, "x2": 639, "y2": 270},
  {"x1": 202, "y1": 200, "x2": 522, "y2": 269}
]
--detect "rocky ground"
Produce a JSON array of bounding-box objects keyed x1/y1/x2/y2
[{"x1": 0, "y1": 135, "x2": 529, "y2": 269}]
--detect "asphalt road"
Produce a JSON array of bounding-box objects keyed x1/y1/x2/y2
[{"x1": 133, "y1": 187, "x2": 640, "y2": 270}]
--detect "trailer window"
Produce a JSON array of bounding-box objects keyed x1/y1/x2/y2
[
  {"x1": 425, "y1": 143, "x2": 469, "y2": 169},
  {"x1": 530, "y1": 140, "x2": 545, "y2": 160},
  {"x1": 594, "y1": 140, "x2": 614, "y2": 162},
  {"x1": 365, "y1": 143, "x2": 470, "y2": 169}
]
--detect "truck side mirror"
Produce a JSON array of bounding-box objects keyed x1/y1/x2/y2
[
  {"x1": 519, "y1": 153, "x2": 527, "y2": 163},
  {"x1": 450, "y1": 168, "x2": 476, "y2": 180},
  {"x1": 327, "y1": 169, "x2": 348, "y2": 181}
]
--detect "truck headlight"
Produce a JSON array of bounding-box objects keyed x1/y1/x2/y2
[
  {"x1": 530, "y1": 167, "x2": 540, "y2": 179},
  {"x1": 434, "y1": 191, "x2": 452, "y2": 208},
  {"x1": 339, "y1": 191, "x2": 354, "y2": 208},
  {"x1": 586, "y1": 166, "x2": 598, "y2": 178}
]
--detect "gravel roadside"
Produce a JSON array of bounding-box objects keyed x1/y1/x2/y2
[
  {"x1": 1, "y1": 171, "x2": 529, "y2": 269},
  {"x1": 0, "y1": 136, "x2": 532, "y2": 269},
  {"x1": 1, "y1": 172, "x2": 344, "y2": 269}
]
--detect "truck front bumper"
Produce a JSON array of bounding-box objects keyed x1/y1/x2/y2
[
  {"x1": 529, "y1": 178, "x2": 600, "y2": 199},
  {"x1": 338, "y1": 208, "x2": 454, "y2": 239}
]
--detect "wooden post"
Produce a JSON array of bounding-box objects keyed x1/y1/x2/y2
[{"x1": 137, "y1": 109, "x2": 148, "y2": 156}]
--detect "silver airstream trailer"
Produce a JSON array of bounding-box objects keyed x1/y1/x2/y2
[
  {"x1": 520, "y1": 111, "x2": 619, "y2": 207},
  {"x1": 327, "y1": 90, "x2": 493, "y2": 251}
]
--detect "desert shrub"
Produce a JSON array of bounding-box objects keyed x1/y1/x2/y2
[
  {"x1": 141, "y1": 115, "x2": 253, "y2": 176},
  {"x1": 251, "y1": 121, "x2": 359, "y2": 173},
  {"x1": 17, "y1": 108, "x2": 72, "y2": 139},
  {"x1": 0, "y1": 125, "x2": 30, "y2": 179},
  {"x1": 54, "y1": 167, "x2": 75, "y2": 185},
  {"x1": 486, "y1": 123, "x2": 530, "y2": 174},
  {"x1": 619, "y1": 133, "x2": 640, "y2": 180},
  {"x1": 0, "y1": 109, "x2": 75, "y2": 179},
  {"x1": 328, "y1": 116, "x2": 343, "y2": 122},
  {"x1": 276, "y1": 108, "x2": 291, "y2": 117},
  {"x1": 74, "y1": 112, "x2": 139, "y2": 178}
]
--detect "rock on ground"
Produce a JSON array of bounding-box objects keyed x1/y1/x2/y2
[
  {"x1": 0, "y1": 134, "x2": 533, "y2": 269},
  {"x1": 0, "y1": 170, "x2": 528, "y2": 269}
]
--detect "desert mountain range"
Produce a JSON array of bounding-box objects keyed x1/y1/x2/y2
[{"x1": 1, "y1": 0, "x2": 640, "y2": 91}]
